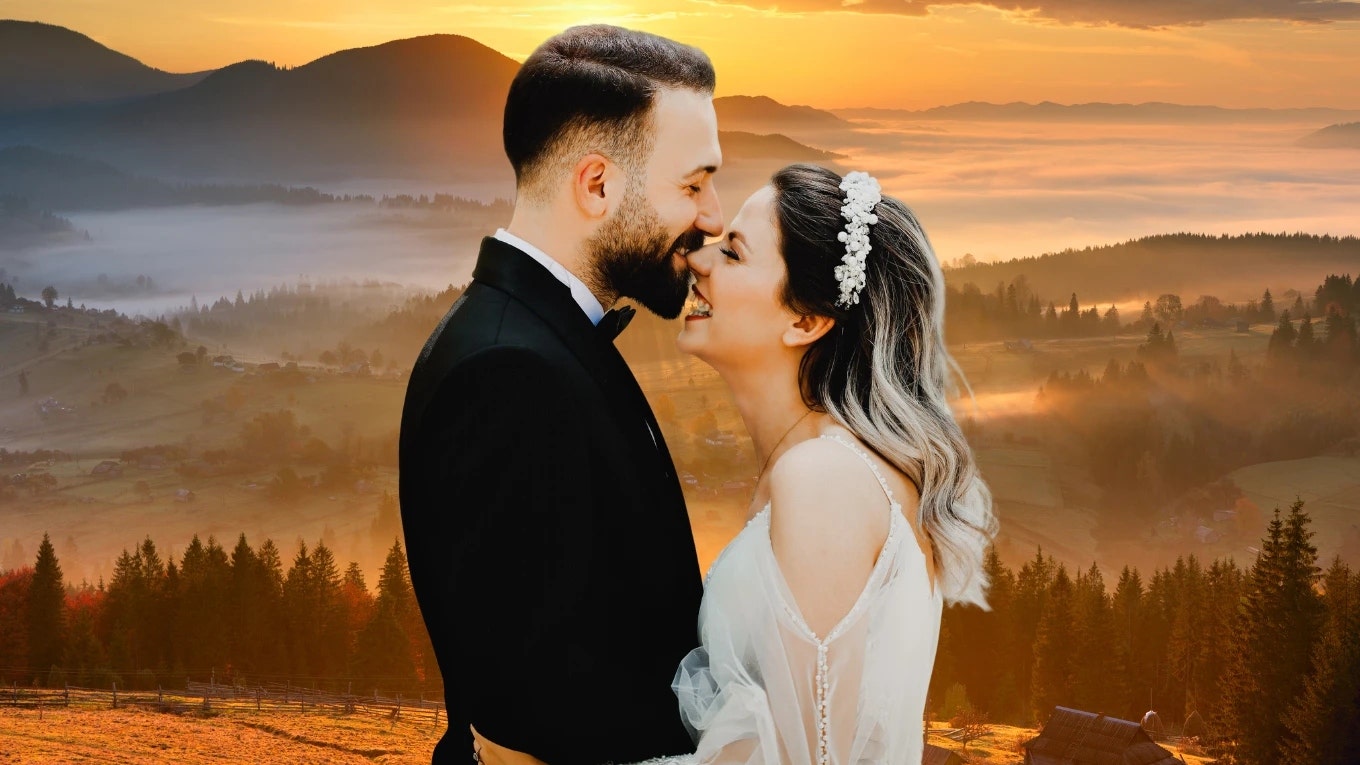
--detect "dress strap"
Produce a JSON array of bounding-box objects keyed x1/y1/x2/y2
[{"x1": 818, "y1": 433, "x2": 901, "y2": 510}]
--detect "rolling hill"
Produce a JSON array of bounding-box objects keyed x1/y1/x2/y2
[
  {"x1": 1298, "y1": 122, "x2": 1360, "y2": 149},
  {"x1": 0, "y1": 20, "x2": 207, "y2": 113},
  {"x1": 714, "y1": 94, "x2": 849, "y2": 133},
  {"x1": 718, "y1": 131, "x2": 845, "y2": 161},
  {"x1": 943, "y1": 232, "x2": 1360, "y2": 307}
]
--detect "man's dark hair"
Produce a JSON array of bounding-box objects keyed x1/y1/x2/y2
[{"x1": 504, "y1": 25, "x2": 715, "y2": 199}]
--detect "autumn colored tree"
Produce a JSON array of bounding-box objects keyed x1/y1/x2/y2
[
  {"x1": 0, "y1": 567, "x2": 33, "y2": 683},
  {"x1": 342, "y1": 562, "x2": 375, "y2": 661},
  {"x1": 61, "y1": 584, "x2": 109, "y2": 687}
]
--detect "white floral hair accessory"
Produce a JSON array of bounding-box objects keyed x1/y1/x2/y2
[{"x1": 834, "y1": 171, "x2": 882, "y2": 309}]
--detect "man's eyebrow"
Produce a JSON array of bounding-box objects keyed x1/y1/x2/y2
[{"x1": 684, "y1": 164, "x2": 719, "y2": 178}]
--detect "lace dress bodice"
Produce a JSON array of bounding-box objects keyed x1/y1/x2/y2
[{"x1": 667, "y1": 434, "x2": 944, "y2": 765}]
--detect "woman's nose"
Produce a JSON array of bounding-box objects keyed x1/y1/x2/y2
[{"x1": 686, "y1": 241, "x2": 717, "y2": 276}]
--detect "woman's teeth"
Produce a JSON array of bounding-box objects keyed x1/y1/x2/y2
[{"x1": 687, "y1": 288, "x2": 712, "y2": 317}]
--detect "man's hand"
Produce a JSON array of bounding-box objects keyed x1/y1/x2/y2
[{"x1": 471, "y1": 724, "x2": 550, "y2": 765}]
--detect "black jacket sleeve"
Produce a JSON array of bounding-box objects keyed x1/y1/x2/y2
[{"x1": 416, "y1": 344, "x2": 597, "y2": 763}]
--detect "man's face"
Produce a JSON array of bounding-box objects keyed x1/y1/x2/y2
[{"x1": 589, "y1": 87, "x2": 723, "y2": 319}]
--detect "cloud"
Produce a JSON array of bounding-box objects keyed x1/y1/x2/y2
[{"x1": 700, "y1": 0, "x2": 1360, "y2": 28}]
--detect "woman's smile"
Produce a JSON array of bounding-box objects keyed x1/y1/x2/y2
[{"x1": 685, "y1": 282, "x2": 712, "y2": 320}]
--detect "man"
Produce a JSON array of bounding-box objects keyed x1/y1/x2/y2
[{"x1": 399, "y1": 25, "x2": 723, "y2": 765}]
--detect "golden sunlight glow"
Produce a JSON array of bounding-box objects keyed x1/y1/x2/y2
[{"x1": 7, "y1": 0, "x2": 1360, "y2": 109}]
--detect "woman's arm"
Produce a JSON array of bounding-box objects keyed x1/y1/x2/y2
[{"x1": 472, "y1": 724, "x2": 550, "y2": 765}]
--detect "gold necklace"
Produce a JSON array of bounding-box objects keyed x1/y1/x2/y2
[{"x1": 757, "y1": 410, "x2": 814, "y2": 485}]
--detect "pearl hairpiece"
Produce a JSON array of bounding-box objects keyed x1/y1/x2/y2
[{"x1": 833, "y1": 171, "x2": 882, "y2": 309}]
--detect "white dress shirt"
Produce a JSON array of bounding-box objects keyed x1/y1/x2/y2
[{"x1": 493, "y1": 228, "x2": 606, "y2": 326}]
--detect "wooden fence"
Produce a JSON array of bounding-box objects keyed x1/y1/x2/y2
[{"x1": 1, "y1": 680, "x2": 445, "y2": 727}]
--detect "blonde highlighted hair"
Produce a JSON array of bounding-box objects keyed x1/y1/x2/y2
[{"x1": 771, "y1": 164, "x2": 998, "y2": 609}]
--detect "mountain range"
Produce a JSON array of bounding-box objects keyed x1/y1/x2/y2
[
  {"x1": 835, "y1": 101, "x2": 1360, "y2": 124},
  {"x1": 0, "y1": 21, "x2": 208, "y2": 113},
  {"x1": 0, "y1": 21, "x2": 849, "y2": 183},
  {"x1": 3, "y1": 20, "x2": 1356, "y2": 185}
]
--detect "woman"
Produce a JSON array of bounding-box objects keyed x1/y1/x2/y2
[{"x1": 663, "y1": 164, "x2": 998, "y2": 765}]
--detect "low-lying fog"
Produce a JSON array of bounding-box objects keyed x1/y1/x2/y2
[{"x1": 3, "y1": 116, "x2": 1358, "y2": 315}]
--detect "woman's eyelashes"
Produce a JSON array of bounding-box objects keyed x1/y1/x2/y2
[{"x1": 720, "y1": 246, "x2": 739, "y2": 262}]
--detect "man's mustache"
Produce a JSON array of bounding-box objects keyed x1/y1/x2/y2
[{"x1": 669, "y1": 229, "x2": 707, "y2": 258}]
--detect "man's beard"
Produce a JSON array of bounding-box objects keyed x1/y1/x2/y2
[{"x1": 588, "y1": 187, "x2": 705, "y2": 320}]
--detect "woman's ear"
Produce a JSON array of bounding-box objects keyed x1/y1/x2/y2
[
  {"x1": 572, "y1": 153, "x2": 613, "y2": 220},
  {"x1": 782, "y1": 313, "x2": 836, "y2": 349}
]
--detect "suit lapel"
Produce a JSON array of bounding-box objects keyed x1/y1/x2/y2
[{"x1": 470, "y1": 237, "x2": 673, "y2": 480}]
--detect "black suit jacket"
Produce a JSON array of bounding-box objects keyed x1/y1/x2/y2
[{"x1": 398, "y1": 236, "x2": 703, "y2": 764}]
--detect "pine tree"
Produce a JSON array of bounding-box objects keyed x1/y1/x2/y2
[
  {"x1": 1267, "y1": 310, "x2": 1297, "y2": 367},
  {"x1": 1217, "y1": 499, "x2": 1324, "y2": 764},
  {"x1": 282, "y1": 541, "x2": 314, "y2": 675},
  {"x1": 1112, "y1": 566, "x2": 1147, "y2": 719},
  {"x1": 254, "y1": 539, "x2": 288, "y2": 675},
  {"x1": 228, "y1": 534, "x2": 283, "y2": 679},
  {"x1": 376, "y1": 539, "x2": 439, "y2": 689},
  {"x1": 27, "y1": 533, "x2": 65, "y2": 682},
  {"x1": 176, "y1": 535, "x2": 232, "y2": 680},
  {"x1": 962, "y1": 548, "x2": 1017, "y2": 719},
  {"x1": 1103, "y1": 304, "x2": 1121, "y2": 334},
  {"x1": 1260, "y1": 288, "x2": 1275, "y2": 323},
  {"x1": 1281, "y1": 558, "x2": 1360, "y2": 765},
  {"x1": 1167, "y1": 556, "x2": 1205, "y2": 727},
  {"x1": 309, "y1": 541, "x2": 349, "y2": 679},
  {"x1": 1322, "y1": 308, "x2": 1358, "y2": 372},
  {"x1": 1072, "y1": 562, "x2": 1121, "y2": 715},
  {"x1": 1032, "y1": 565, "x2": 1076, "y2": 721},
  {"x1": 1192, "y1": 558, "x2": 1242, "y2": 736},
  {"x1": 352, "y1": 602, "x2": 418, "y2": 695},
  {"x1": 1297, "y1": 312, "x2": 1316, "y2": 365},
  {"x1": 1013, "y1": 547, "x2": 1054, "y2": 722}
]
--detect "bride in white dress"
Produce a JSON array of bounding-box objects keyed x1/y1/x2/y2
[{"x1": 649, "y1": 165, "x2": 998, "y2": 765}]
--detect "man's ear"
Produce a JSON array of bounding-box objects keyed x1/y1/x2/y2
[
  {"x1": 572, "y1": 153, "x2": 613, "y2": 220},
  {"x1": 783, "y1": 313, "x2": 836, "y2": 349}
]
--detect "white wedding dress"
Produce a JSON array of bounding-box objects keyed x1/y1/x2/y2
[{"x1": 635, "y1": 433, "x2": 944, "y2": 765}]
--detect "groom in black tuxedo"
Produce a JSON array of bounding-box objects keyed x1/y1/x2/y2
[{"x1": 399, "y1": 25, "x2": 724, "y2": 765}]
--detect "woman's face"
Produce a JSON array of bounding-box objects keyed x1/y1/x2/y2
[{"x1": 677, "y1": 185, "x2": 799, "y2": 370}]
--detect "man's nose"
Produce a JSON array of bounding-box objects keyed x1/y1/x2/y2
[{"x1": 695, "y1": 181, "x2": 723, "y2": 238}]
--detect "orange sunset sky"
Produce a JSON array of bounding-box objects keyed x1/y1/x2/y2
[{"x1": 8, "y1": 0, "x2": 1360, "y2": 110}]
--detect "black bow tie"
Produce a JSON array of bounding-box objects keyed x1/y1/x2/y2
[{"x1": 598, "y1": 305, "x2": 636, "y2": 341}]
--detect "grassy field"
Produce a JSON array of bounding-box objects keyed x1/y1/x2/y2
[
  {"x1": 0, "y1": 705, "x2": 440, "y2": 764},
  {"x1": 921, "y1": 721, "x2": 1215, "y2": 765},
  {"x1": 0, "y1": 707, "x2": 1219, "y2": 764}
]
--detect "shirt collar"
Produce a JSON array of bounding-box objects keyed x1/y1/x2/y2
[{"x1": 492, "y1": 228, "x2": 606, "y2": 326}]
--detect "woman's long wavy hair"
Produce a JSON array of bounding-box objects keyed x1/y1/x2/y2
[{"x1": 771, "y1": 164, "x2": 998, "y2": 609}]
